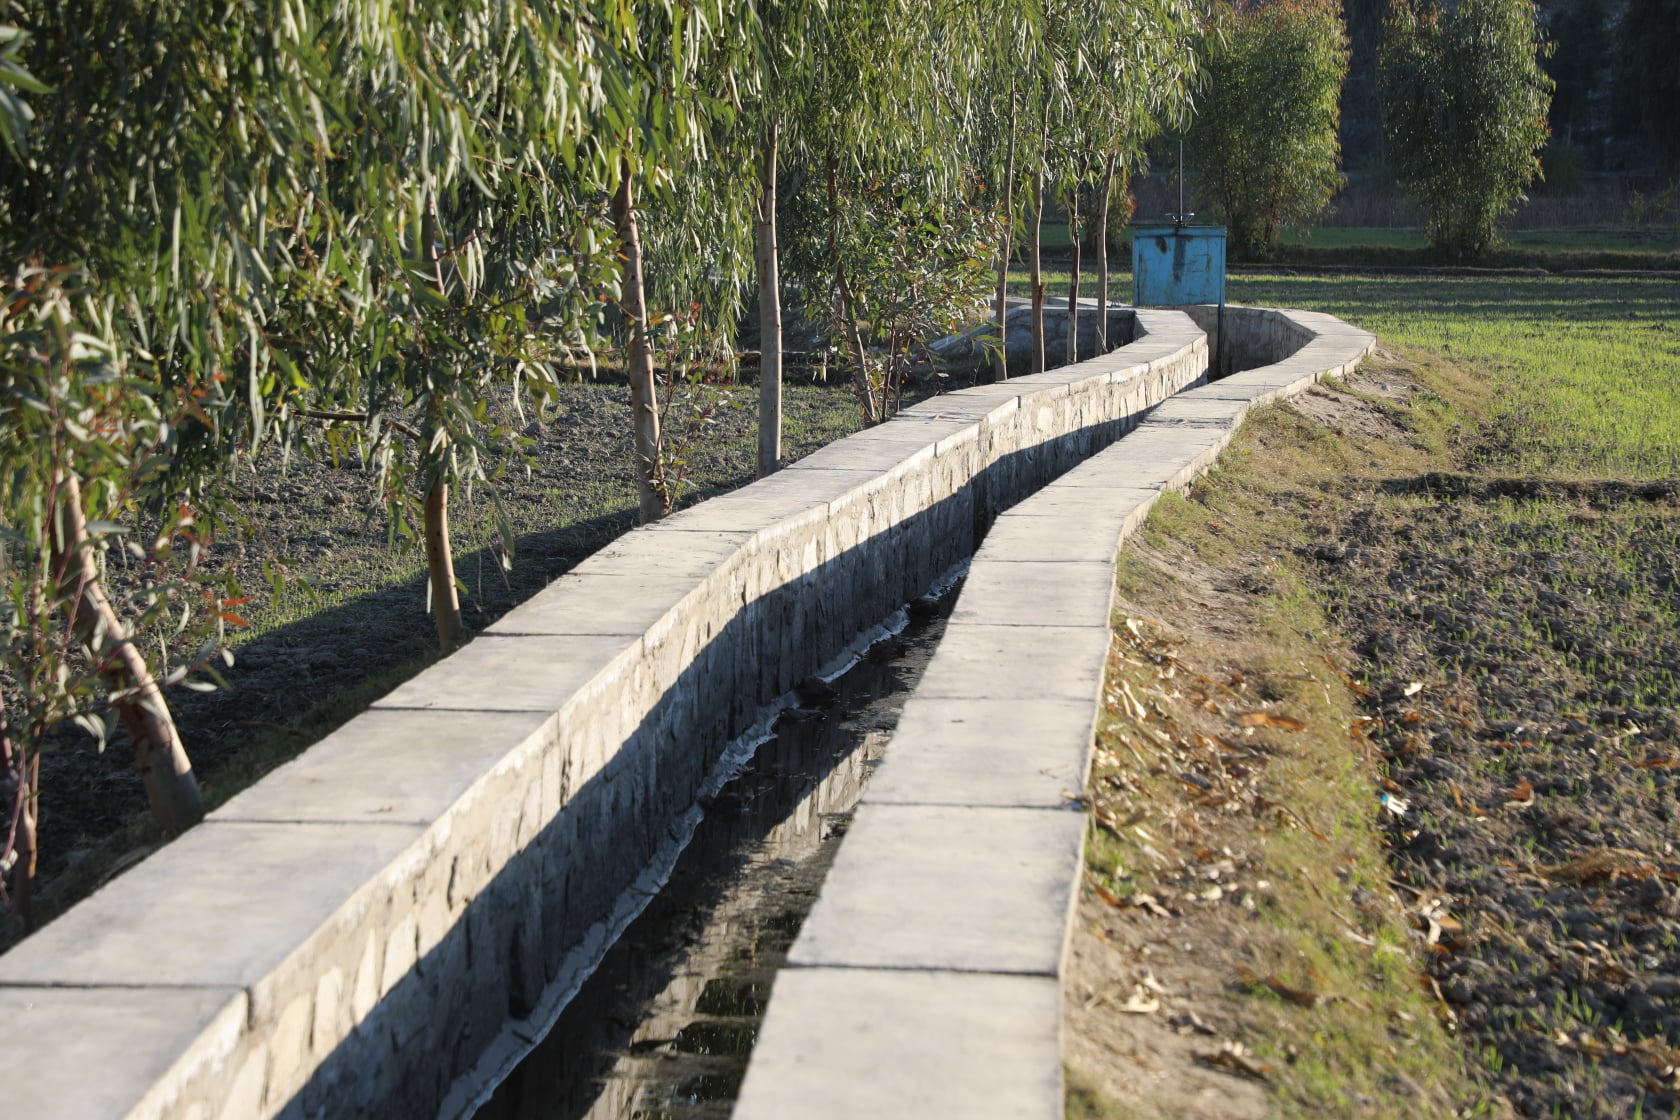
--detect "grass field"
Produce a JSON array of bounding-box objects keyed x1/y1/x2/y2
[
  {"x1": 1036, "y1": 223, "x2": 1680, "y2": 267},
  {"x1": 1011, "y1": 268, "x2": 1680, "y2": 476},
  {"x1": 1230, "y1": 272, "x2": 1680, "y2": 476},
  {"x1": 1063, "y1": 260, "x2": 1680, "y2": 1117}
]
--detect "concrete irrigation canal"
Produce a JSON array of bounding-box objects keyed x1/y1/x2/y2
[
  {"x1": 2, "y1": 303, "x2": 1374, "y2": 1119},
  {"x1": 475, "y1": 591, "x2": 956, "y2": 1119}
]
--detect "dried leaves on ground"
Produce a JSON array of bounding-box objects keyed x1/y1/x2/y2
[{"x1": 1320, "y1": 476, "x2": 1680, "y2": 1118}]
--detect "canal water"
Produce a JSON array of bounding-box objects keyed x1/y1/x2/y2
[{"x1": 472, "y1": 586, "x2": 956, "y2": 1120}]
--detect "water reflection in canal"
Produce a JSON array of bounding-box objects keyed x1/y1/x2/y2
[{"x1": 474, "y1": 591, "x2": 953, "y2": 1120}]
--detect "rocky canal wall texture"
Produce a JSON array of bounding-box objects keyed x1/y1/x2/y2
[
  {"x1": 0, "y1": 310, "x2": 1205, "y2": 1120},
  {"x1": 734, "y1": 306, "x2": 1377, "y2": 1119}
]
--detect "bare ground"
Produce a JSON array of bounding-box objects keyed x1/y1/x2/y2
[{"x1": 1068, "y1": 358, "x2": 1680, "y2": 1118}]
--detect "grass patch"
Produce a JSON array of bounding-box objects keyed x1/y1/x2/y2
[
  {"x1": 1070, "y1": 355, "x2": 1503, "y2": 1117},
  {"x1": 1008, "y1": 269, "x2": 1680, "y2": 476},
  {"x1": 1227, "y1": 272, "x2": 1680, "y2": 477}
]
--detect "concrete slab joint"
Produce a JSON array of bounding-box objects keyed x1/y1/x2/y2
[{"x1": 4, "y1": 306, "x2": 1377, "y2": 1119}]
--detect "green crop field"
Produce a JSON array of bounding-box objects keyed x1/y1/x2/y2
[
  {"x1": 1010, "y1": 268, "x2": 1680, "y2": 476},
  {"x1": 1230, "y1": 272, "x2": 1680, "y2": 476}
]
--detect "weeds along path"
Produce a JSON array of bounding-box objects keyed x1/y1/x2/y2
[{"x1": 1070, "y1": 333, "x2": 1680, "y2": 1119}]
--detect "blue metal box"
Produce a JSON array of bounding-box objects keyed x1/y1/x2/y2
[{"x1": 1131, "y1": 223, "x2": 1227, "y2": 307}]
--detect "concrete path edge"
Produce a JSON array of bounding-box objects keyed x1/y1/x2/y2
[
  {"x1": 732, "y1": 305, "x2": 1377, "y2": 1120},
  {"x1": 0, "y1": 309, "x2": 1207, "y2": 1120}
]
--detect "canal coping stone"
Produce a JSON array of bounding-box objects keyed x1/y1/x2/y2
[
  {"x1": 733, "y1": 969, "x2": 1062, "y2": 1120},
  {"x1": 732, "y1": 304, "x2": 1376, "y2": 1119},
  {"x1": 0, "y1": 307, "x2": 1212, "y2": 1119}
]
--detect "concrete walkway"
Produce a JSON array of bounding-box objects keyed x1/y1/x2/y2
[{"x1": 733, "y1": 308, "x2": 1375, "y2": 1119}]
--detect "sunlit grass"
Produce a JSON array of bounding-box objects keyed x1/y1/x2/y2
[
  {"x1": 1009, "y1": 267, "x2": 1680, "y2": 478},
  {"x1": 1228, "y1": 272, "x2": 1680, "y2": 477}
]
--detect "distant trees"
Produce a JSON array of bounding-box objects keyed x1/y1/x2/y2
[
  {"x1": 1380, "y1": 0, "x2": 1553, "y2": 257},
  {"x1": 1613, "y1": 0, "x2": 1680, "y2": 173},
  {"x1": 1186, "y1": 0, "x2": 1350, "y2": 258}
]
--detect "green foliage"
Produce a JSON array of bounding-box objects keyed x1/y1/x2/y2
[
  {"x1": 0, "y1": 268, "x2": 237, "y2": 901},
  {"x1": 2, "y1": 0, "x2": 751, "y2": 521},
  {"x1": 1612, "y1": 0, "x2": 1680, "y2": 173},
  {"x1": 1380, "y1": 0, "x2": 1554, "y2": 258},
  {"x1": 0, "y1": 25, "x2": 45, "y2": 160},
  {"x1": 1053, "y1": 0, "x2": 1201, "y2": 159},
  {"x1": 1186, "y1": 0, "x2": 1350, "y2": 258},
  {"x1": 0, "y1": 0, "x2": 756, "y2": 868},
  {"x1": 784, "y1": 165, "x2": 1001, "y2": 418}
]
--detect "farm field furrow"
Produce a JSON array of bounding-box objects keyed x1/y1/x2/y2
[{"x1": 1070, "y1": 269, "x2": 1680, "y2": 1118}]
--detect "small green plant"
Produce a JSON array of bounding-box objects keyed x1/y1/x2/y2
[{"x1": 1, "y1": 268, "x2": 240, "y2": 926}]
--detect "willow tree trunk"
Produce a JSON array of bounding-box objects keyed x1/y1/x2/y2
[
  {"x1": 1095, "y1": 155, "x2": 1115, "y2": 354},
  {"x1": 53, "y1": 472, "x2": 204, "y2": 837},
  {"x1": 1028, "y1": 165, "x2": 1046, "y2": 375},
  {"x1": 756, "y1": 120, "x2": 783, "y2": 477},
  {"x1": 1065, "y1": 179, "x2": 1082, "y2": 367},
  {"x1": 2, "y1": 711, "x2": 39, "y2": 931},
  {"x1": 825, "y1": 152, "x2": 878, "y2": 423},
  {"x1": 614, "y1": 157, "x2": 666, "y2": 523},
  {"x1": 420, "y1": 200, "x2": 465, "y2": 648},
  {"x1": 424, "y1": 474, "x2": 464, "y2": 648},
  {"x1": 992, "y1": 97, "x2": 1017, "y2": 383}
]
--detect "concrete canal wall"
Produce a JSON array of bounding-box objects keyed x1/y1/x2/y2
[
  {"x1": 0, "y1": 310, "x2": 1206, "y2": 1119},
  {"x1": 732, "y1": 306, "x2": 1377, "y2": 1119}
]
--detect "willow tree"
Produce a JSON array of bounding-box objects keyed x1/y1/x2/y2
[
  {"x1": 0, "y1": 0, "x2": 665, "y2": 876},
  {"x1": 1010, "y1": 0, "x2": 1199, "y2": 373},
  {"x1": 1187, "y1": 0, "x2": 1350, "y2": 258},
  {"x1": 1, "y1": 269, "x2": 242, "y2": 924},
  {"x1": 1069, "y1": 0, "x2": 1199, "y2": 349},
  {"x1": 0, "y1": 0, "x2": 320, "y2": 835},
  {"x1": 260, "y1": 5, "x2": 656, "y2": 639},
  {"x1": 741, "y1": 0, "x2": 824, "y2": 475},
  {"x1": 2, "y1": 26, "x2": 228, "y2": 917},
  {"x1": 1381, "y1": 0, "x2": 1552, "y2": 257},
  {"x1": 604, "y1": 0, "x2": 760, "y2": 518},
  {"x1": 748, "y1": 0, "x2": 995, "y2": 424},
  {"x1": 973, "y1": 6, "x2": 1047, "y2": 382}
]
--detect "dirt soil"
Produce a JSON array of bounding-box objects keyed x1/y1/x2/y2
[
  {"x1": 1062, "y1": 585, "x2": 1305, "y2": 1120},
  {"x1": 1068, "y1": 361, "x2": 1680, "y2": 1119},
  {"x1": 1068, "y1": 533, "x2": 1475, "y2": 1120},
  {"x1": 1320, "y1": 476, "x2": 1680, "y2": 1117}
]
